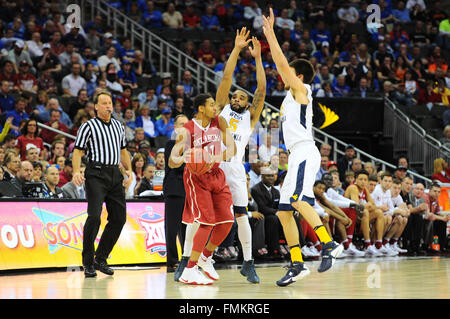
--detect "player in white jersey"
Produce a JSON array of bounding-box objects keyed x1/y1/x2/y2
[
  {"x1": 387, "y1": 178, "x2": 409, "y2": 253},
  {"x1": 262, "y1": 9, "x2": 343, "y2": 287},
  {"x1": 213, "y1": 28, "x2": 266, "y2": 284},
  {"x1": 372, "y1": 172, "x2": 408, "y2": 255}
]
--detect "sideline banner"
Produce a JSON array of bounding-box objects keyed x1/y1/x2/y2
[
  {"x1": 0, "y1": 201, "x2": 168, "y2": 270},
  {"x1": 439, "y1": 186, "x2": 450, "y2": 236},
  {"x1": 439, "y1": 186, "x2": 449, "y2": 212}
]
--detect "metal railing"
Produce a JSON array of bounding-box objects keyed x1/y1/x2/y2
[
  {"x1": 311, "y1": 124, "x2": 431, "y2": 185},
  {"x1": 38, "y1": 123, "x2": 76, "y2": 141},
  {"x1": 384, "y1": 98, "x2": 450, "y2": 178},
  {"x1": 80, "y1": 0, "x2": 433, "y2": 185},
  {"x1": 37, "y1": 122, "x2": 76, "y2": 149}
]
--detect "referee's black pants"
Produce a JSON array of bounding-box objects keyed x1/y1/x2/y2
[
  {"x1": 82, "y1": 165, "x2": 127, "y2": 266},
  {"x1": 164, "y1": 195, "x2": 186, "y2": 266}
]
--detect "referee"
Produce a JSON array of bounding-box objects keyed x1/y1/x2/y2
[{"x1": 72, "y1": 90, "x2": 132, "y2": 278}]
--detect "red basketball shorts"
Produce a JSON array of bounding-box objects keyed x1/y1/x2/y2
[{"x1": 182, "y1": 167, "x2": 234, "y2": 226}]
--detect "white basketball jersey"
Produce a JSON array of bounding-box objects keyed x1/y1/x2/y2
[
  {"x1": 280, "y1": 84, "x2": 314, "y2": 150},
  {"x1": 220, "y1": 104, "x2": 252, "y2": 163}
]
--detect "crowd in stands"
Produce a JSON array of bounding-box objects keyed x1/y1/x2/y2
[
  {"x1": 108, "y1": 1, "x2": 450, "y2": 110},
  {"x1": 97, "y1": 1, "x2": 450, "y2": 142},
  {"x1": 0, "y1": 1, "x2": 449, "y2": 262}
]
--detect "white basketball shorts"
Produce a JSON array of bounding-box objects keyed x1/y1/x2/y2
[
  {"x1": 220, "y1": 161, "x2": 248, "y2": 208},
  {"x1": 279, "y1": 141, "x2": 321, "y2": 211}
]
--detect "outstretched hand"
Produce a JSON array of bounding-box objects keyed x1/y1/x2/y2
[
  {"x1": 235, "y1": 27, "x2": 251, "y2": 50},
  {"x1": 262, "y1": 8, "x2": 276, "y2": 39},
  {"x1": 248, "y1": 36, "x2": 261, "y2": 58}
]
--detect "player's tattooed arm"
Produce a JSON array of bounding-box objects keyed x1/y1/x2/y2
[
  {"x1": 216, "y1": 27, "x2": 251, "y2": 110},
  {"x1": 249, "y1": 36, "x2": 266, "y2": 128}
]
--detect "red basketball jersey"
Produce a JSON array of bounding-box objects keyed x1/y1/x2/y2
[
  {"x1": 182, "y1": 116, "x2": 234, "y2": 226},
  {"x1": 184, "y1": 116, "x2": 222, "y2": 171},
  {"x1": 357, "y1": 186, "x2": 368, "y2": 205}
]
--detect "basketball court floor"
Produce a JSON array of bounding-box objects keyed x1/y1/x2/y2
[{"x1": 1, "y1": 256, "x2": 449, "y2": 299}]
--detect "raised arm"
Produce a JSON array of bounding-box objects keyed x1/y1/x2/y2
[
  {"x1": 216, "y1": 27, "x2": 251, "y2": 110},
  {"x1": 248, "y1": 36, "x2": 266, "y2": 128},
  {"x1": 262, "y1": 8, "x2": 308, "y2": 102}
]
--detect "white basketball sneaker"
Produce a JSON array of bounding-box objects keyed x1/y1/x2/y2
[
  {"x1": 379, "y1": 244, "x2": 398, "y2": 256},
  {"x1": 179, "y1": 266, "x2": 214, "y2": 285},
  {"x1": 365, "y1": 244, "x2": 382, "y2": 257},
  {"x1": 336, "y1": 249, "x2": 347, "y2": 259},
  {"x1": 301, "y1": 245, "x2": 313, "y2": 257},
  {"x1": 347, "y1": 243, "x2": 365, "y2": 257},
  {"x1": 308, "y1": 246, "x2": 321, "y2": 257},
  {"x1": 392, "y1": 242, "x2": 407, "y2": 253},
  {"x1": 197, "y1": 254, "x2": 219, "y2": 281}
]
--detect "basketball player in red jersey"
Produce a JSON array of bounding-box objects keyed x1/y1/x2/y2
[
  {"x1": 344, "y1": 170, "x2": 385, "y2": 256},
  {"x1": 169, "y1": 93, "x2": 236, "y2": 285}
]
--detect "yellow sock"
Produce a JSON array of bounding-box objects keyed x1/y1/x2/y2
[
  {"x1": 314, "y1": 225, "x2": 332, "y2": 244},
  {"x1": 290, "y1": 246, "x2": 303, "y2": 263}
]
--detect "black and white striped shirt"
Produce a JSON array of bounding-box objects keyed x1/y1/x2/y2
[{"x1": 74, "y1": 117, "x2": 127, "y2": 165}]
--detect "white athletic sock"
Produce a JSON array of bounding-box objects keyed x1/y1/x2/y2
[
  {"x1": 236, "y1": 215, "x2": 252, "y2": 261},
  {"x1": 182, "y1": 222, "x2": 200, "y2": 257}
]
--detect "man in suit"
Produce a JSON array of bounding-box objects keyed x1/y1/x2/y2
[
  {"x1": 245, "y1": 172, "x2": 266, "y2": 259},
  {"x1": 337, "y1": 144, "x2": 356, "y2": 182},
  {"x1": 350, "y1": 77, "x2": 374, "y2": 98},
  {"x1": 401, "y1": 179, "x2": 428, "y2": 255},
  {"x1": 251, "y1": 167, "x2": 282, "y2": 259},
  {"x1": 163, "y1": 114, "x2": 188, "y2": 273},
  {"x1": 10, "y1": 160, "x2": 34, "y2": 196},
  {"x1": 61, "y1": 164, "x2": 86, "y2": 199},
  {"x1": 134, "y1": 164, "x2": 155, "y2": 196}
]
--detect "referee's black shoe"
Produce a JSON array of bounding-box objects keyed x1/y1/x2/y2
[
  {"x1": 84, "y1": 264, "x2": 97, "y2": 278},
  {"x1": 94, "y1": 260, "x2": 114, "y2": 275}
]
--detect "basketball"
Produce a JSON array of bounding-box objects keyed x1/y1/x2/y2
[{"x1": 185, "y1": 148, "x2": 213, "y2": 175}]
